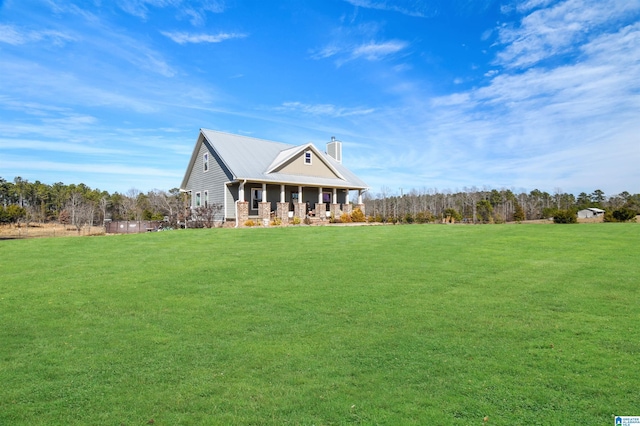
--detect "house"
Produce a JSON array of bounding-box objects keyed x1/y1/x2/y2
[
  {"x1": 577, "y1": 207, "x2": 605, "y2": 219},
  {"x1": 180, "y1": 129, "x2": 369, "y2": 226}
]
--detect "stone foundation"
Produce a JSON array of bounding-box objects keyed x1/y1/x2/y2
[
  {"x1": 258, "y1": 202, "x2": 271, "y2": 226},
  {"x1": 237, "y1": 201, "x2": 249, "y2": 226},
  {"x1": 342, "y1": 203, "x2": 353, "y2": 214},
  {"x1": 294, "y1": 202, "x2": 305, "y2": 219},
  {"x1": 330, "y1": 203, "x2": 341, "y2": 219},
  {"x1": 356, "y1": 203, "x2": 366, "y2": 215},
  {"x1": 276, "y1": 202, "x2": 289, "y2": 223},
  {"x1": 315, "y1": 203, "x2": 326, "y2": 220}
]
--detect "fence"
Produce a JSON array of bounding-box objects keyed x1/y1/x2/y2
[{"x1": 104, "y1": 220, "x2": 163, "y2": 234}]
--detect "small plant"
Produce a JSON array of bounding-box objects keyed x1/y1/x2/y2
[
  {"x1": 415, "y1": 211, "x2": 433, "y2": 224},
  {"x1": 351, "y1": 208, "x2": 366, "y2": 223},
  {"x1": 270, "y1": 217, "x2": 282, "y2": 226},
  {"x1": 291, "y1": 216, "x2": 301, "y2": 225},
  {"x1": 244, "y1": 219, "x2": 255, "y2": 227},
  {"x1": 514, "y1": 203, "x2": 526, "y2": 222},
  {"x1": 340, "y1": 212, "x2": 352, "y2": 223},
  {"x1": 553, "y1": 209, "x2": 577, "y2": 224},
  {"x1": 604, "y1": 208, "x2": 637, "y2": 222}
]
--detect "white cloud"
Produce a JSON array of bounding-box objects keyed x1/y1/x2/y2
[
  {"x1": 343, "y1": 0, "x2": 430, "y2": 17},
  {"x1": 312, "y1": 39, "x2": 409, "y2": 64},
  {"x1": 0, "y1": 24, "x2": 75, "y2": 46},
  {"x1": 116, "y1": 0, "x2": 225, "y2": 25},
  {"x1": 494, "y1": 0, "x2": 640, "y2": 69},
  {"x1": 351, "y1": 40, "x2": 408, "y2": 60},
  {"x1": 161, "y1": 31, "x2": 247, "y2": 44},
  {"x1": 344, "y1": 8, "x2": 640, "y2": 194},
  {"x1": 116, "y1": 0, "x2": 181, "y2": 20},
  {"x1": 0, "y1": 156, "x2": 182, "y2": 177},
  {"x1": 277, "y1": 102, "x2": 375, "y2": 117},
  {"x1": 0, "y1": 138, "x2": 125, "y2": 155}
]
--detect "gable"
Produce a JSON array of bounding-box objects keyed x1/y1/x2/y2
[
  {"x1": 270, "y1": 149, "x2": 342, "y2": 179},
  {"x1": 181, "y1": 129, "x2": 368, "y2": 190}
]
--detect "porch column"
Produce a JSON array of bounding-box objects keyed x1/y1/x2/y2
[
  {"x1": 295, "y1": 185, "x2": 304, "y2": 218},
  {"x1": 237, "y1": 181, "x2": 248, "y2": 225},
  {"x1": 330, "y1": 188, "x2": 340, "y2": 220},
  {"x1": 342, "y1": 189, "x2": 352, "y2": 214},
  {"x1": 315, "y1": 187, "x2": 325, "y2": 219},
  {"x1": 238, "y1": 181, "x2": 245, "y2": 202},
  {"x1": 276, "y1": 184, "x2": 288, "y2": 223},
  {"x1": 357, "y1": 189, "x2": 365, "y2": 215},
  {"x1": 259, "y1": 183, "x2": 270, "y2": 225}
]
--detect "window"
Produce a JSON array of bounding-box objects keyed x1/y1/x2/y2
[
  {"x1": 251, "y1": 188, "x2": 263, "y2": 210},
  {"x1": 203, "y1": 153, "x2": 209, "y2": 172},
  {"x1": 204, "y1": 190, "x2": 209, "y2": 207},
  {"x1": 304, "y1": 150, "x2": 312, "y2": 165},
  {"x1": 195, "y1": 192, "x2": 201, "y2": 207}
]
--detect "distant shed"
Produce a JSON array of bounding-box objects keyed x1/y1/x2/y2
[
  {"x1": 105, "y1": 220, "x2": 163, "y2": 234},
  {"x1": 577, "y1": 208, "x2": 605, "y2": 219}
]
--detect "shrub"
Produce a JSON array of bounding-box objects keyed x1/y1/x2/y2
[
  {"x1": 605, "y1": 208, "x2": 637, "y2": 222},
  {"x1": 244, "y1": 219, "x2": 255, "y2": 227},
  {"x1": 351, "y1": 208, "x2": 366, "y2": 223},
  {"x1": 291, "y1": 216, "x2": 301, "y2": 225},
  {"x1": 58, "y1": 209, "x2": 71, "y2": 225},
  {"x1": 553, "y1": 210, "x2": 577, "y2": 224},
  {"x1": 514, "y1": 203, "x2": 526, "y2": 222},
  {"x1": 415, "y1": 211, "x2": 433, "y2": 224},
  {"x1": 542, "y1": 207, "x2": 558, "y2": 219},
  {"x1": 270, "y1": 217, "x2": 282, "y2": 226},
  {"x1": 340, "y1": 212, "x2": 352, "y2": 223},
  {"x1": 403, "y1": 213, "x2": 414, "y2": 224},
  {"x1": 613, "y1": 208, "x2": 637, "y2": 222},
  {"x1": 444, "y1": 208, "x2": 462, "y2": 223}
]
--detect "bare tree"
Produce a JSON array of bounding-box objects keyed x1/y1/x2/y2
[
  {"x1": 121, "y1": 188, "x2": 140, "y2": 220},
  {"x1": 193, "y1": 204, "x2": 224, "y2": 228},
  {"x1": 66, "y1": 192, "x2": 93, "y2": 232}
]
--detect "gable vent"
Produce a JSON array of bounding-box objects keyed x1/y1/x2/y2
[{"x1": 326, "y1": 136, "x2": 342, "y2": 163}]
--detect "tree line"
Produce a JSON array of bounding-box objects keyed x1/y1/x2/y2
[
  {"x1": 2, "y1": 177, "x2": 638, "y2": 228},
  {"x1": 0, "y1": 176, "x2": 188, "y2": 229},
  {"x1": 363, "y1": 187, "x2": 640, "y2": 223}
]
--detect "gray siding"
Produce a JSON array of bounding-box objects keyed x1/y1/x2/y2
[
  {"x1": 225, "y1": 184, "x2": 238, "y2": 219},
  {"x1": 184, "y1": 140, "x2": 233, "y2": 215}
]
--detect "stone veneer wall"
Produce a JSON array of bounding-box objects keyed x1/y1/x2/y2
[
  {"x1": 356, "y1": 204, "x2": 366, "y2": 215},
  {"x1": 258, "y1": 202, "x2": 271, "y2": 226},
  {"x1": 342, "y1": 203, "x2": 353, "y2": 214},
  {"x1": 294, "y1": 202, "x2": 305, "y2": 219},
  {"x1": 330, "y1": 203, "x2": 341, "y2": 219},
  {"x1": 237, "y1": 201, "x2": 248, "y2": 226},
  {"x1": 276, "y1": 202, "x2": 289, "y2": 222},
  {"x1": 315, "y1": 203, "x2": 325, "y2": 219}
]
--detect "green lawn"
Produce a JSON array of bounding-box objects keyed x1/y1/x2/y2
[{"x1": 1, "y1": 224, "x2": 638, "y2": 425}]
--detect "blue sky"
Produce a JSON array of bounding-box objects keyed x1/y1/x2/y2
[{"x1": 1, "y1": 0, "x2": 639, "y2": 196}]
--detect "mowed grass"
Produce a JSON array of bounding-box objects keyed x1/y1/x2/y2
[{"x1": 1, "y1": 224, "x2": 638, "y2": 425}]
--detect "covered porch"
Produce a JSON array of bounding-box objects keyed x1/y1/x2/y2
[{"x1": 232, "y1": 181, "x2": 366, "y2": 225}]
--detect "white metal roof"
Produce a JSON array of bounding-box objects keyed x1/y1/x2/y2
[{"x1": 181, "y1": 129, "x2": 368, "y2": 190}]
